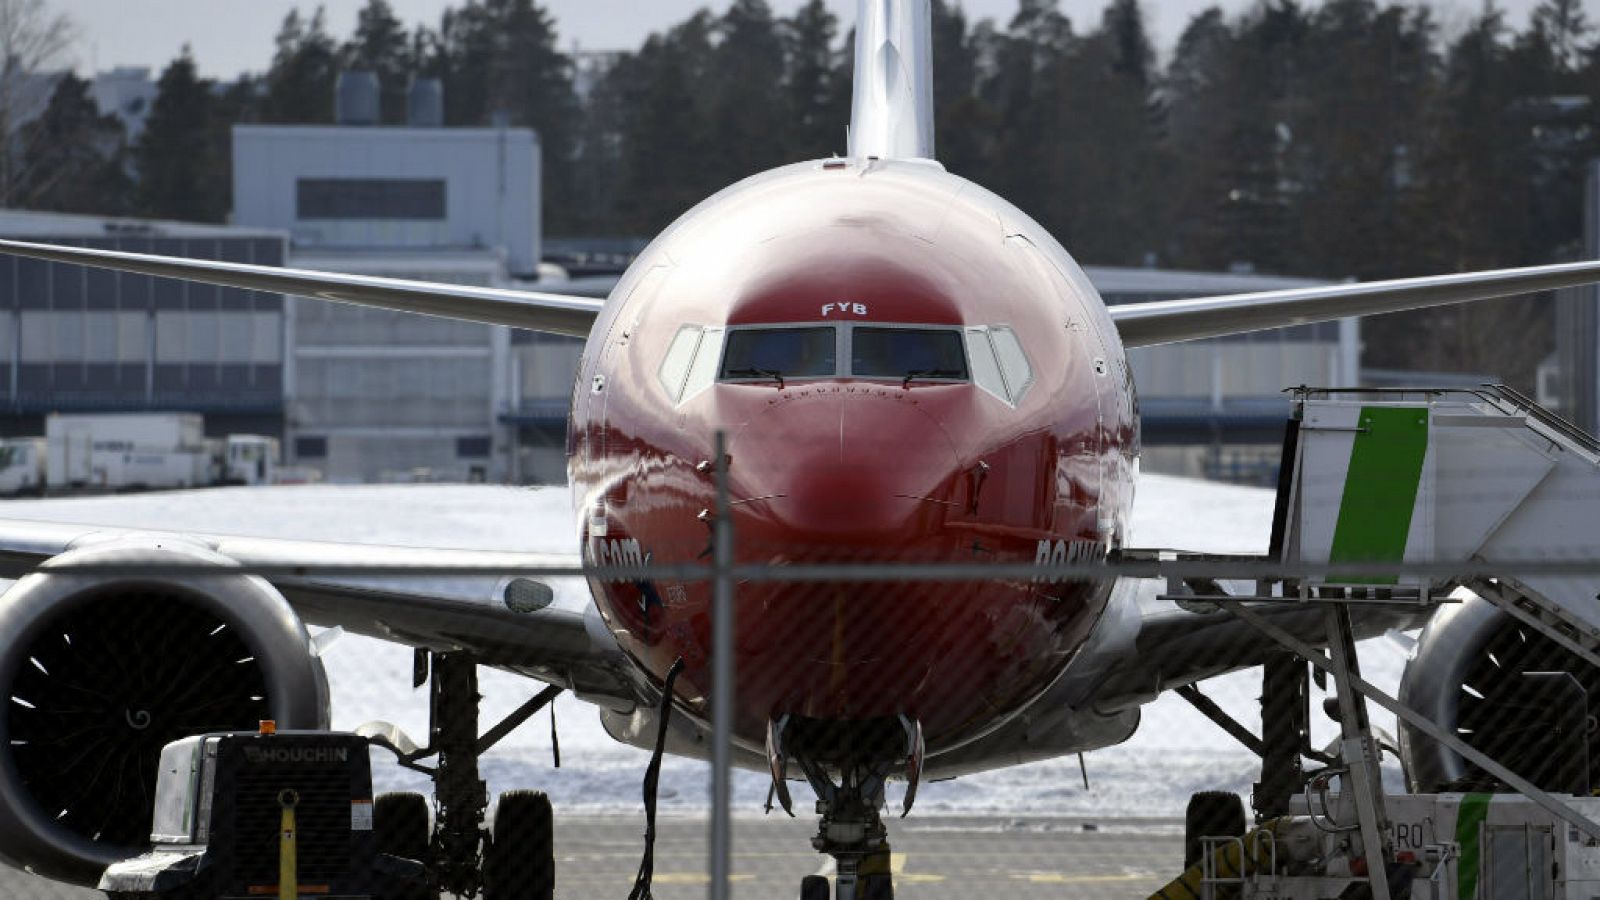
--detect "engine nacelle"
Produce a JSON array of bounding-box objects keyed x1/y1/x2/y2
[
  {"x1": 0, "y1": 538, "x2": 329, "y2": 886},
  {"x1": 1399, "y1": 594, "x2": 1597, "y2": 794}
]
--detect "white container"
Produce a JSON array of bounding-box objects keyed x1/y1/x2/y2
[{"x1": 46, "y1": 412, "x2": 207, "y2": 491}]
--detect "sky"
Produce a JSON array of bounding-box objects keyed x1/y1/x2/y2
[{"x1": 55, "y1": 0, "x2": 1554, "y2": 80}]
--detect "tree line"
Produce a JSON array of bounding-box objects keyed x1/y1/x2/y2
[{"x1": 9, "y1": 0, "x2": 1600, "y2": 381}]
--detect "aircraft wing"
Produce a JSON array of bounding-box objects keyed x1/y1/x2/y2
[
  {"x1": 0, "y1": 239, "x2": 604, "y2": 338},
  {"x1": 9, "y1": 238, "x2": 1600, "y2": 349},
  {"x1": 1111, "y1": 258, "x2": 1600, "y2": 347},
  {"x1": 0, "y1": 518, "x2": 639, "y2": 709},
  {"x1": 1090, "y1": 592, "x2": 1427, "y2": 711}
]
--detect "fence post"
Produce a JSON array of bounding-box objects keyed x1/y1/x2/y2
[{"x1": 710, "y1": 431, "x2": 735, "y2": 900}]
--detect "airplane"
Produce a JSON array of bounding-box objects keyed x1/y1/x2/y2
[{"x1": 0, "y1": 1, "x2": 1599, "y2": 898}]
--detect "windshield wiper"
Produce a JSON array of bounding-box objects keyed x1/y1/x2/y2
[
  {"x1": 725, "y1": 367, "x2": 785, "y2": 388},
  {"x1": 902, "y1": 368, "x2": 964, "y2": 388}
]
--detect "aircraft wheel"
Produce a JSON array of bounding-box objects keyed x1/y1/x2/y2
[
  {"x1": 374, "y1": 792, "x2": 435, "y2": 900},
  {"x1": 484, "y1": 790, "x2": 555, "y2": 900},
  {"x1": 801, "y1": 873, "x2": 831, "y2": 900},
  {"x1": 1184, "y1": 790, "x2": 1246, "y2": 869}
]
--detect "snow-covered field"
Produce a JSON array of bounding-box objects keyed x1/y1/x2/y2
[{"x1": 0, "y1": 474, "x2": 1410, "y2": 819}]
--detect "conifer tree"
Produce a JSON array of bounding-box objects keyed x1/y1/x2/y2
[
  {"x1": 262, "y1": 7, "x2": 338, "y2": 124},
  {"x1": 16, "y1": 71, "x2": 130, "y2": 213},
  {"x1": 135, "y1": 49, "x2": 227, "y2": 221},
  {"x1": 609, "y1": 13, "x2": 719, "y2": 233},
  {"x1": 713, "y1": 0, "x2": 789, "y2": 178},
  {"x1": 783, "y1": 0, "x2": 842, "y2": 160},
  {"x1": 930, "y1": 0, "x2": 991, "y2": 180}
]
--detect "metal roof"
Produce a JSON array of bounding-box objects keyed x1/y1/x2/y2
[{"x1": 0, "y1": 209, "x2": 284, "y2": 240}]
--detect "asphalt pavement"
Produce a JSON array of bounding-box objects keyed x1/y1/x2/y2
[{"x1": 0, "y1": 814, "x2": 1183, "y2": 899}]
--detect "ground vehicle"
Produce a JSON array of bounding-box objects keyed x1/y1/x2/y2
[
  {"x1": 47, "y1": 412, "x2": 210, "y2": 491},
  {"x1": 98, "y1": 727, "x2": 429, "y2": 900},
  {"x1": 0, "y1": 438, "x2": 45, "y2": 495},
  {"x1": 43, "y1": 413, "x2": 281, "y2": 491},
  {"x1": 217, "y1": 434, "x2": 280, "y2": 485}
]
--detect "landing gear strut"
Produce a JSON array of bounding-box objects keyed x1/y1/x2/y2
[
  {"x1": 366, "y1": 651, "x2": 563, "y2": 899},
  {"x1": 801, "y1": 760, "x2": 895, "y2": 900},
  {"x1": 431, "y1": 653, "x2": 489, "y2": 897}
]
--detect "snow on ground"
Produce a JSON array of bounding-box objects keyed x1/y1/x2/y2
[{"x1": 0, "y1": 474, "x2": 1412, "y2": 818}]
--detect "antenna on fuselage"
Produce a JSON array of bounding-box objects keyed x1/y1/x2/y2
[{"x1": 848, "y1": 0, "x2": 936, "y2": 161}]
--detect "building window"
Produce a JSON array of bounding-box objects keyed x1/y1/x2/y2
[
  {"x1": 457, "y1": 435, "x2": 491, "y2": 458},
  {"x1": 296, "y1": 436, "x2": 328, "y2": 458},
  {"x1": 296, "y1": 178, "x2": 447, "y2": 220}
]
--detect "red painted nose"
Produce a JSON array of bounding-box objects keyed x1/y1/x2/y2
[{"x1": 728, "y1": 388, "x2": 961, "y2": 556}]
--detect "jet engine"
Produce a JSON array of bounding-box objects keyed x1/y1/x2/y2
[
  {"x1": 0, "y1": 538, "x2": 329, "y2": 886},
  {"x1": 1398, "y1": 594, "x2": 1598, "y2": 795}
]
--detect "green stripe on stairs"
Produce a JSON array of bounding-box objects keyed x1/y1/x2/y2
[
  {"x1": 1456, "y1": 792, "x2": 1491, "y2": 900},
  {"x1": 1329, "y1": 406, "x2": 1429, "y2": 584}
]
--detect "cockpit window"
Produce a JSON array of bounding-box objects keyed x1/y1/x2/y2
[
  {"x1": 658, "y1": 326, "x2": 702, "y2": 400},
  {"x1": 706, "y1": 322, "x2": 1027, "y2": 398},
  {"x1": 681, "y1": 326, "x2": 724, "y2": 399},
  {"x1": 990, "y1": 327, "x2": 1034, "y2": 402},
  {"x1": 720, "y1": 327, "x2": 837, "y2": 381},
  {"x1": 965, "y1": 329, "x2": 1007, "y2": 400},
  {"x1": 964, "y1": 326, "x2": 1033, "y2": 405},
  {"x1": 850, "y1": 328, "x2": 968, "y2": 381}
]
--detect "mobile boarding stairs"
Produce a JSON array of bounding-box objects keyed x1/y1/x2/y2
[{"x1": 1138, "y1": 386, "x2": 1600, "y2": 900}]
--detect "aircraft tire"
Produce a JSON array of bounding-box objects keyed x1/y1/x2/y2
[
  {"x1": 1184, "y1": 790, "x2": 1247, "y2": 869},
  {"x1": 485, "y1": 790, "x2": 555, "y2": 900},
  {"x1": 374, "y1": 792, "x2": 435, "y2": 900},
  {"x1": 801, "y1": 873, "x2": 831, "y2": 900}
]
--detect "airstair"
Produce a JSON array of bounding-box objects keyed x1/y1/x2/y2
[
  {"x1": 1142, "y1": 385, "x2": 1600, "y2": 900},
  {"x1": 1291, "y1": 385, "x2": 1600, "y2": 645}
]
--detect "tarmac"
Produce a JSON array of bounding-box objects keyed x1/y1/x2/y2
[{"x1": 0, "y1": 814, "x2": 1182, "y2": 898}]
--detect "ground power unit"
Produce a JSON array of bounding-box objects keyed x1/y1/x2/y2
[
  {"x1": 1160, "y1": 792, "x2": 1600, "y2": 900},
  {"x1": 98, "y1": 727, "x2": 425, "y2": 900}
]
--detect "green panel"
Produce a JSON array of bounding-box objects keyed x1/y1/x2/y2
[
  {"x1": 1456, "y1": 792, "x2": 1491, "y2": 900},
  {"x1": 1328, "y1": 406, "x2": 1429, "y2": 584}
]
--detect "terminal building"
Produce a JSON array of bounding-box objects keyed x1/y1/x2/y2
[
  {"x1": 232, "y1": 74, "x2": 538, "y2": 483},
  {"x1": 0, "y1": 210, "x2": 287, "y2": 439}
]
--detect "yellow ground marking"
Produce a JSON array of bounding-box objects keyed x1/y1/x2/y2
[
  {"x1": 889, "y1": 852, "x2": 945, "y2": 884},
  {"x1": 1011, "y1": 872, "x2": 1159, "y2": 885}
]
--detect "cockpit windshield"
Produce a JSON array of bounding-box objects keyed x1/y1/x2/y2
[
  {"x1": 710, "y1": 323, "x2": 998, "y2": 391},
  {"x1": 720, "y1": 327, "x2": 837, "y2": 381},
  {"x1": 851, "y1": 328, "x2": 969, "y2": 381}
]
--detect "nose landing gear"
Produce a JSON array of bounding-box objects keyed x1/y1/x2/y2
[
  {"x1": 804, "y1": 763, "x2": 894, "y2": 900},
  {"x1": 776, "y1": 715, "x2": 923, "y2": 900}
]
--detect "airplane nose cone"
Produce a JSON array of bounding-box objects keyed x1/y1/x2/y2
[{"x1": 729, "y1": 387, "x2": 961, "y2": 554}]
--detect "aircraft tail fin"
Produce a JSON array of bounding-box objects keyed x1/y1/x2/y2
[{"x1": 849, "y1": 0, "x2": 936, "y2": 160}]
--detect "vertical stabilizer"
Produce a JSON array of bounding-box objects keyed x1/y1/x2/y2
[{"x1": 849, "y1": 0, "x2": 936, "y2": 160}]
